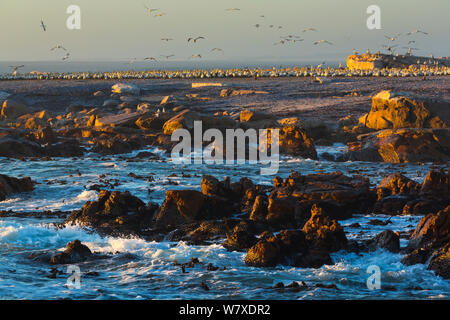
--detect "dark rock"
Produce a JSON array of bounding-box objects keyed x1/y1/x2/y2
[
  {"x1": 65, "y1": 190, "x2": 158, "y2": 236},
  {"x1": 223, "y1": 221, "x2": 258, "y2": 251},
  {"x1": 366, "y1": 230, "x2": 400, "y2": 253},
  {"x1": 50, "y1": 240, "x2": 92, "y2": 264},
  {"x1": 302, "y1": 205, "x2": 348, "y2": 252},
  {"x1": 0, "y1": 174, "x2": 34, "y2": 201}
]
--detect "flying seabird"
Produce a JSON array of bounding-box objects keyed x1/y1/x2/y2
[
  {"x1": 314, "y1": 40, "x2": 333, "y2": 45},
  {"x1": 144, "y1": 57, "x2": 158, "y2": 62},
  {"x1": 62, "y1": 53, "x2": 70, "y2": 61},
  {"x1": 50, "y1": 45, "x2": 67, "y2": 51},
  {"x1": 9, "y1": 65, "x2": 24, "y2": 76},
  {"x1": 188, "y1": 36, "x2": 205, "y2": 43},
  {"x1": 406, "y1": 30, "x2": 428, "y2": 36},
  {"x1": 40, "y1": 20, "x2": 47, "y2": 31},
  {"x1": 211, "y1": 48, "x2": 224, "y2": 53},
  {"x1": 302, "y1": 27, "x2": 317, "y2": 33},
  {"x1": 160, "y1": 54, "x2": 175, "y2": 59}
]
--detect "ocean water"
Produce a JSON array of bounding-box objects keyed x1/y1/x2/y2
[{"x1": 0, "y1": 145, "x2": 448, "y2": 300}]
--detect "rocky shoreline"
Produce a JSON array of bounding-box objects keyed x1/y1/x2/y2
[{"x1": 0, "y1": 76, "x2": 449, "y2": 285}]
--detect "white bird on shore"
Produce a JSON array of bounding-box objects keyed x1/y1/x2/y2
[
  {"x1": 402, "y1": 47, "x2": 420, "y2": 56},
  {"x1": 40, "y1": 20, "x2": 47, "y2": 31}
]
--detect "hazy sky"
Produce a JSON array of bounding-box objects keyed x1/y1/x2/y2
[{"x1": 1, "y1": 0, "x2": 449, "y2": 62}]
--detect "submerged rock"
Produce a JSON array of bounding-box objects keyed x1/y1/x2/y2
[
  {"x1": 365, "y1": 230, "x2": 400, "y2": 253},
  {"x1": 50, "y1": 240, "x2": 92, "y2": 264}
]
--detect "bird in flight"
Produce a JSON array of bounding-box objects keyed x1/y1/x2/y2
[
  {"x1": 406, "y1": 29, "x2": 428, "y2": 35},
  {"x1": 302, "y1": 27, "x2": 317, "y2": 33},
  {"x1": 154, "y1": 12, "x2": 165, "y2": 17},
  {"x1": 190, "y1": 54, "x2": 202, "y2": 59},
  {"x1": 62, "y1": 53, "x2": 70, "y2": 61},
  {"x1": 144, "y1": 57, "x2": 158, "y2": 62},
  {"x1": 40, "y1": 20, "x2": 47, "y2": 31},
  {"x1": 226, "y1": 8, "x2": 240, "y2": 12},
  {"x1": 254, "y1": 24, "x2": 261, "y2": 28},
  {"x1": 161, "y1": 38, "x2": 173, "y2": 42},
  {"x1": 385, "y1": 36, "x2": 397, "y2": 41},
  {"x1": 382, "y1": 44, "x2": 398, "y2": 54},
  {"x1": 188, "y1": 36, "x2": 205, "y2": 43},
  {"x1": 160, "y1": 54, "x2": 175, "y2": 59},
  {"x1": 211, "y1": 48, "x2": 224, "y2": 53},
  {"x1": 143, "y1": 4, "x2": 159, "y2": 13},
  {"x1": 274, "y1": 40, "x2": 286, "y2": 45},
  {"x1": 50, "y1": 45, "x2": 67, "y2": 51},
  {"x1": 9, "y1": 65, "x2": 24, "y2": 76},
  {"x1": 314, "y1": 40, "x2": 333, "y2": 45}
]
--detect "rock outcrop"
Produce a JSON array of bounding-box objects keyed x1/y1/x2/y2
[
  {"x1": 64, "y1": 191, "x2": 159, "y2": 236},
  {"x1": 50, "y1": 240, "x2": 93, "y2": 264},
  {"x1": 347, "y1": 53, "x2": 450, "y2": 71},
  {"x1": 0, "y1": 174, "x2": 34, "y2": 201},
  {"x1": 1, "y1": 100, "x2": 31, "y2": 121},
  {"x1": 343, "y1": 129, "x2": 450, "y2": 163},
  {"x1": 402, "y1": 206, "x2": 450, "y2": 279},
  {"x1": 359, "y1": 91, "x2": 449, "y2": 130}
]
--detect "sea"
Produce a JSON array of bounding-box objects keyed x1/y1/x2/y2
[{"x1": 0, "y1": 145, "x2": 448, "y2": 300}]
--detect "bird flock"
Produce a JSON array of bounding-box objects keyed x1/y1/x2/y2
[{"x1": 3, "y1": 5, "x2": 448, "y2": 79}]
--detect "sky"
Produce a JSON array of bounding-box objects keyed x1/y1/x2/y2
[{"x1": 0, "y1": 0, "x2": 449, "y2": 63}]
